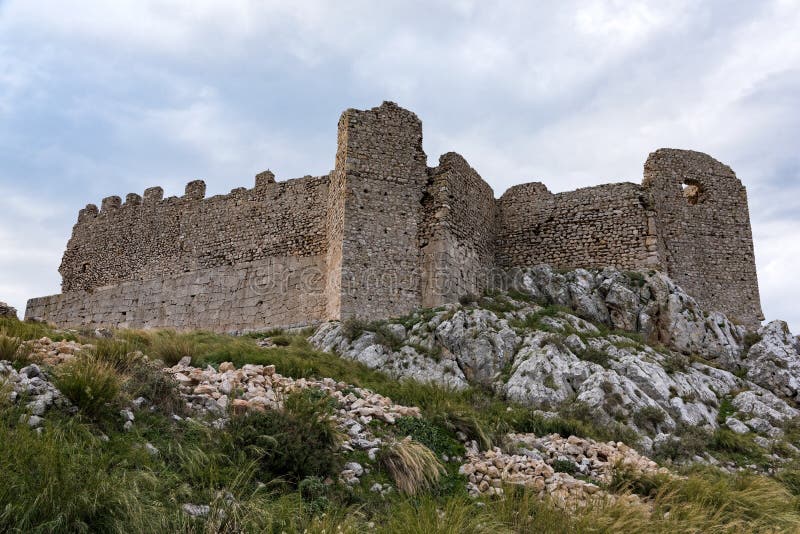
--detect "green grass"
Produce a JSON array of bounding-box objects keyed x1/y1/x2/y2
[
  {"x1": 54, "y1": 356, "x2": 121, "y2": 419},
  {"x1": 0, "y1": 317, "x2": 79, "y2": 342}
]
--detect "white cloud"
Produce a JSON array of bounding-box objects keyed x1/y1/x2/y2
[{"x1": 0, "y1": 0, "x2": 798, "y2": 333}]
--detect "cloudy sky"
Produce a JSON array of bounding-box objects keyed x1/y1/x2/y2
[{"x1": 0, "y1": 0, "x2": 798, "y2": 332}]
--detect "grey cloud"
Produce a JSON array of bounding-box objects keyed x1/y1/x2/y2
[{"x1": 0, "y1": 0, "x2": 798, "y2": 331}]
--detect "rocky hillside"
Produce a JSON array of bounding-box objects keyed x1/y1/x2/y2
[
  {"x1": 313, "y1": 265, "x2": 800, "y2": 463},
  {"x1": 3, "y1": 267, "x2": 800, "y2": 532}
]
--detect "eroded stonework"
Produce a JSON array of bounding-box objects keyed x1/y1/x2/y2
[{"x1": 26, "y1": 102, "x2": 764, "y2": 331}]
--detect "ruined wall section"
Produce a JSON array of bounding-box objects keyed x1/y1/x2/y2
[
  {"x1": 496, "y1": 182, "x2": 658, "y2": 271},
  {"x1": 27, "y1": 254, "x2": 325, "y2": 332},
  {"x1": 420, "y1": 152, "x2": 496, "y2": 306},
  {"x1": 47, "y1": 173, "x2": 332, "y2": 331},
  {"x1": 61, "y1": 174, "x2": 329, "y2": 292},
  {"x1": 644, "y1": 148, "x2": 763, "y2": 327},
  {"x1": 323, "y1": 113, "x2": 350, "y2": 321},
  {"x1": 332, "y1": 102, "x2": 430, "y2": 319}
]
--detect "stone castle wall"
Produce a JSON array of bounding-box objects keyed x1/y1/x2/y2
[
  {"x1": 420, "y1": 152, "x2": 497, "y2": 306},
  {"x1": 496, "y1": 182, "x2": 659, "y2": 271},
  {"x1": 26, "y1": 102, "x2": 764, "y2": 331},
  {"x1": 643, "y1": 149, "x2": 763, "y2": 326},
  {"x1": 332, "y1": 103, "x2": 430, "y2": 320}
]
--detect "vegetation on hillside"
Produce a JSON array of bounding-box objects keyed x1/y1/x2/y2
[{"x1": 3, "y1": 316, "x2": 800, "y2": 532}]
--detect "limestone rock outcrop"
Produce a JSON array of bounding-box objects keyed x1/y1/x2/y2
[{"x1": 311, "y1": 265, "x2": 799, "y2": 451}]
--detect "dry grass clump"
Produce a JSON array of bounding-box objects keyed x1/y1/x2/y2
[{"x1": 379, "y1": 437, "x2": 445, "y2": 495}]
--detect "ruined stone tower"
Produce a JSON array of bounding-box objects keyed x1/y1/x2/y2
[{"x1": 26, "y1": 102, "x2": 764, "y2": 331}]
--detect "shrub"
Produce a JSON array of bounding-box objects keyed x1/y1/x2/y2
[
  {"x1": 625, "y1": 271, "x2": 647, "y2": 288},
  {"x1": 379, "y1": 437, "x2": 444, "y2": 495},
  {"x1": 716, "y1": 396, "x2": 736, "y2": 424},
  {"x1": 458, "y1": 293, "x2": 478, "y2": 306},
  {"x1": 227, "y1": 390, "x2": 341, "y2": 483},
  {"x1": 341, "y1": 317, "x2": 371, "y2": 341},
  {"x1": 574, "y1": 345, "x2": 610, "y2": 368},
  {"x1": 711, "y1": 428, "x2": 764, "y2": 462},
  {"x1": 395, "y1": 416, "x2": 464, "y2": 457},
  {"x1": 742, "y1": 332, "x2": 763, "y2": 354},
  {"x1": 609, "y1": 466, "x2": 670, "y2": 498},
  {"x1": 551, "y1": 459, "x2": 576, "y2": 474},
  {"x1": 436, "y1": 411, "x2": 492, "y2": 451},
  {"x1": 298, "y1": 476, "x2": 330, "y2": 514},
  {"x1": 633, "y1": 406, "x2": 666, "y2": 432},
  {"x1": 654, "y1": 424, "x2": 713, "y2": 461},
  {"x1": 662, "y1": 352, "x2": 690, "y2": 374},
  {"x1": 55, "y1": 357, "x2": 121, "y2": 418},
  {"x1": 123, "y1": 359, "x2": 185, "y2": 415},
  {"x1": 270, "y1": 335, "x2": 292, "y2": 347}
]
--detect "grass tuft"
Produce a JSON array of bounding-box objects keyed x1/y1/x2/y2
[
  {"x1": 379, "y1": 437, "x2": 445, "y2": 495},
  {"x1": 55, "y1": 356, "x2": 121, "y2": 418}
]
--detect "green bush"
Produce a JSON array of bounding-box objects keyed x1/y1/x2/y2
[
  {"x1": 609, "y1": 466, "x2": 670, "y2": 498},
  {"x1": 574, "y1": 345, "x2": 610, "y2": 367},
  {"x1": 270, "y1": 335, "x2": 292, "y2": 347},
  {"x1": 298, "y1": 476, "x2": 330, "y2": 514},
  {"x1": 711, "y1": 428, "x2": 764, "y2": 463},
  {"x1": 551, "y1": 459, "x2": 576, "y2": 474},
  {"x1": 742, "y1": 332, "x2": 763, "y2": 354},
  {"x1": 227, "y1": 390, "x2": 341, "y2": 483},
  {"x1": 55, "y1": 357, "x2": 121, "y2": 418},
  {"x1": 341, "y1": 317, "x2": 371, "y2": 341},
  {"x1": 663, "y1": 352, "x2": 690, "y2": 374},
  {"x1": 654, "y1": 425, "x2": 713, "y2": 461},
  {"x1": 396, "y1": 416, "x2": 464, "y2": 458},
  {"x1": 717, "y1": 396, "x2": 736, "y2": 424},
  {"x1": 123, "y1": 359, "x2": 185, "y2": 415},
  {"x1": 458, "y1": 293, "x2": 478, "y2": 306},
  {"x1": 633, "y1": 406, "x2": 666, "y2": 432}
]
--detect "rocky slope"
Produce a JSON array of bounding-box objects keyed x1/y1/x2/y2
[{"x1": 312, "y1": 265, "x2": 800, "y2": 457}]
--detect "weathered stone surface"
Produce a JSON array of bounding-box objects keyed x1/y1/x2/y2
[
  {"x1": 512, "y1": 265, "x2": 745, "y2": 362},
  {"x1": 744, "y1": 321, "x2": 800, "y2": 402},
  {"x1": 311, "y1": 265, "x2": 799, "y2": 447},
  {"x1": 26, "y1": 104, "x2": 762, "y2": 333},
  {"x1": 0, "y1": 301, "x2": 17, "y2": 319}
]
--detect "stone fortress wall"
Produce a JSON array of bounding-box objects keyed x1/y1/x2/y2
[{"x1": 26, "y1": 102, "x2": 764, "y2": 331}]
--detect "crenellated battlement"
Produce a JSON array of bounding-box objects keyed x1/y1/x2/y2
[{"x1": 27, "y1": 102, "x2": 764, "y2": 332}]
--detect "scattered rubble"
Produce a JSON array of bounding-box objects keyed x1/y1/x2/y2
[
  {"x1": 459, "y1": 443, "x2": 646, "y2": 510},
  {"x1": 22, "y1": 337, "x2": 91, "y2": 366},
  {"x1": 0, "y1": 361, "x2": 73, "y2": 425}
]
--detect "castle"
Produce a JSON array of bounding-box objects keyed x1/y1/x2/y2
[{"x1": 25, "y1": 102, "x2": 764, "y2": 331}]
